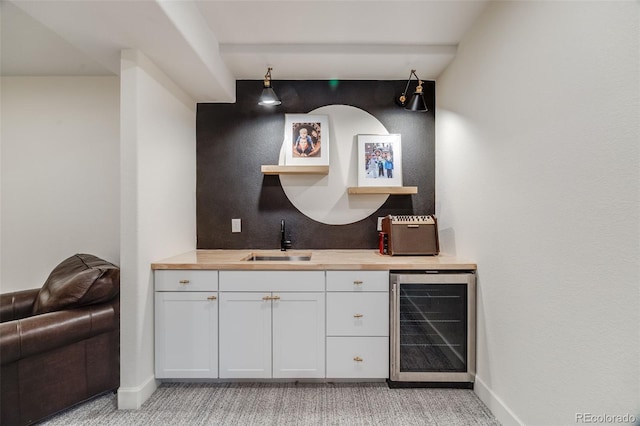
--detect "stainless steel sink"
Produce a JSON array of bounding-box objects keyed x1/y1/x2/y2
[{"x1": 244, "y1": 253, "x2": 312, "y2": 261}]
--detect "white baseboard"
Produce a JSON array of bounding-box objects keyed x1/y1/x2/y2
[
  {"x1": 117, "y1": 375, "x2": 159, "y2": 409},
  {"x1": 474, "y1": 375, "x2": 524, "y2": 426}
]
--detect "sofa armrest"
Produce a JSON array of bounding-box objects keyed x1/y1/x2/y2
[
  {"x1": 0, "y1": 289, "x2": 40, "y2": 322},
  {"x1": 0, "y1": 300, "x2": 119, "y2": 365}
]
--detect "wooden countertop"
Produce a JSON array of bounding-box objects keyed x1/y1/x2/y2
[{"x1": 151, "y1": 249, "x2": 476, "y2": 271}]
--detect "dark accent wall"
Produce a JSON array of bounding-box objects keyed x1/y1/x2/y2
[{"x1": 196, "y1": 80, "x2": 435, "y2": 249}]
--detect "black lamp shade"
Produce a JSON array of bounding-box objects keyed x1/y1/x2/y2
[
  {"x1": 258, "y1": 87, "x2": 281, "y2": 106},
  {"x1": 405, "y1": 92, "x2": 428, "y2": 112}
]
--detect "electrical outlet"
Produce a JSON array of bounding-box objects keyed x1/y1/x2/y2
[
  {"x1": 377, "y1": 217, "x2": 385, "y2": 231},
  {"x1": 231, "y1": 218, "x2": 241, "y2": 233}
]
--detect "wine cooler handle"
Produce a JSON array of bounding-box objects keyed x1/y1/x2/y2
[{"x1": 391, "y1": 282, "x2": 397, "y2": 377}]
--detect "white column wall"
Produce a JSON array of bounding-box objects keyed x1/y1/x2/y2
[
  {"x1": 0, "y1": 76, "x2": 120, "y2": 292},
  {"x1": 436, "y1": 2, "x2": 639, "y2": 425},
  {"x1": 118, "y1": 49, "x2": 196, "y2": 409}
]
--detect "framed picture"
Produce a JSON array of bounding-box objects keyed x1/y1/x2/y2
[
  {"x1": 357, "y1": 134, "x2": 403, "y2": 187},
  {"x1": 284, "y1": 114, "x2": 329, "y2": 166}
]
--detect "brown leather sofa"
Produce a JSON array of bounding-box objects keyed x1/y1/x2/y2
[{"x1": 0, "y1": 254, "x2": 120, "y2": 425}]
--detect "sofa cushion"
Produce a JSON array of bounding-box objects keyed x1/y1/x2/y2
[{"x1": 32, "y1": 254, "x2": 120, "y2": 315}]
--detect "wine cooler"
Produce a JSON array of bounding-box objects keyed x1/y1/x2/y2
[{"x1": 389, "y1": 271, "x2": 476, "y2": 386}]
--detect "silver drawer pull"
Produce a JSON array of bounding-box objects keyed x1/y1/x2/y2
[
  {"x1": 353, "y1": 356, "x2": 363, "y2": 362},
  {"x1": 353, "y1": 313, "x2": 364, "y2": 318},
  {"x1": 179, "y1": 279, "x2": 190, "y2": 284},
  {"x1": 353, "y1": 280, "x2": 363, "y2": 285}
]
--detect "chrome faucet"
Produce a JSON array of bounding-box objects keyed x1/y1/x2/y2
[{"x1": 280, "y1": 219, "x2": 292, "y2": 251}]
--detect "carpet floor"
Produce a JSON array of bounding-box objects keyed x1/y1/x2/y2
[{"x1": 38, "y1": 382, "x2": 500, "y2": 425}]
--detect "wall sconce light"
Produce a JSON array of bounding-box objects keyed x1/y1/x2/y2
[
  {"x1": 258, "y1": 67, "x2": 281, "y2": 106},
  {"x1": 398, "y1": 69, "x2": 428, "y2": 112}
]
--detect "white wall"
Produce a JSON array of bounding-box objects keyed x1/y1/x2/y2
[
  {"x1": 1, "y1": 76, "x2": 120, "y2": 292},
  {"x1": 436, "y1": 2, "x2": 639, "y2": 425},
  {"x1": 118, "y1": 49, "x2": 196, "y2": 409}
]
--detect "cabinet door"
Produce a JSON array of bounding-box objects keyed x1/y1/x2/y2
[
  {"x1": 272, "y1": 292, "x2": 325, "y2": 378},
  {"x1": 155, "y1": 292, "x2": 218, "y2": 378},
  {"x1": 219, "y1": 292, "x2": 272, "y2": 378}
]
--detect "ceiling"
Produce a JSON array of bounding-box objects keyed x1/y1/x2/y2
[{"x1": 1, "y1": 0, "x2": 490, "y2": 102}]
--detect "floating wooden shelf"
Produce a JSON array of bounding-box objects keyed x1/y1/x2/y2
[
  {"x1": 261, "y1": 165, "x2": 330, "y2": 175},
  {"x1": 348, "y1": 186, "x2": 418, "y2": 195}
]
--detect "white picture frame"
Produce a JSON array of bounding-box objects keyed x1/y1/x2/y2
[
  {"x1": 284, "y1": 114, "x2": 329, "y2": 166},
  {"x1": 357, "y1": 134, "x2": 403, "y2": 187}
]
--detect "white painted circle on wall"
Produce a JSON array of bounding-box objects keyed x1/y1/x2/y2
[{"x1": 279, "y1": 105, "x2": 389, "y2": 225}]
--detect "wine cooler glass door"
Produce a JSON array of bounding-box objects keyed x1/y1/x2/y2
[{"x1": 390, "y1": 272, "x2": 475, "y2": 383}]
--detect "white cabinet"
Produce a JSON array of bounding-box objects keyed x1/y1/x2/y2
[
  {"x1": 272, "y1": 292, "x2": 325, "y2": 378},
  {"x1": 218, "y1": 292, "x2": 271, "y2": 378},
  {"x1": 155, "y1": 270, "x2": 218, "y2": 292},
  {"x1": 326, "y1": 337, "x2": 389, "y2": 378},
  {"x1": 326, "y1": 270, "x2": 388, "y2": 292},
  {"x1": 218, "y1": 271, "x2": 325, "y2": 379},
  {"x1": 154, "y1": 270, "x2": 218, "y2": 378},
  {"x1": 154, "y1": 268, "x2": 391, "y2": 381},
  {"x1": 326, "y1": 271, "x2": 389, "y2": 379},
  {"x1": 326, "y1": 292, "x2": 388, "y2": 336},
  {"x1": 219, "y1": 270, "x2": 324, "y2": 292}
]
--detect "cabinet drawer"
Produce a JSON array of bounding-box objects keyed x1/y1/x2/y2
[
  {"x1": 326, "y1": 293, "x2": 388, "y2": 336},
  {"x1": 155, "y1": 270, "x2": 218, "y2": 291},
  {"x1": 326, "y1": 271, "x2": 388, "y2": 292},
  {"x1": 219, "y1": 271, "x2": 324, "y2": 292},
  {"x1": 326, "y1": 337, "x2": 389, "y2": 379}
]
